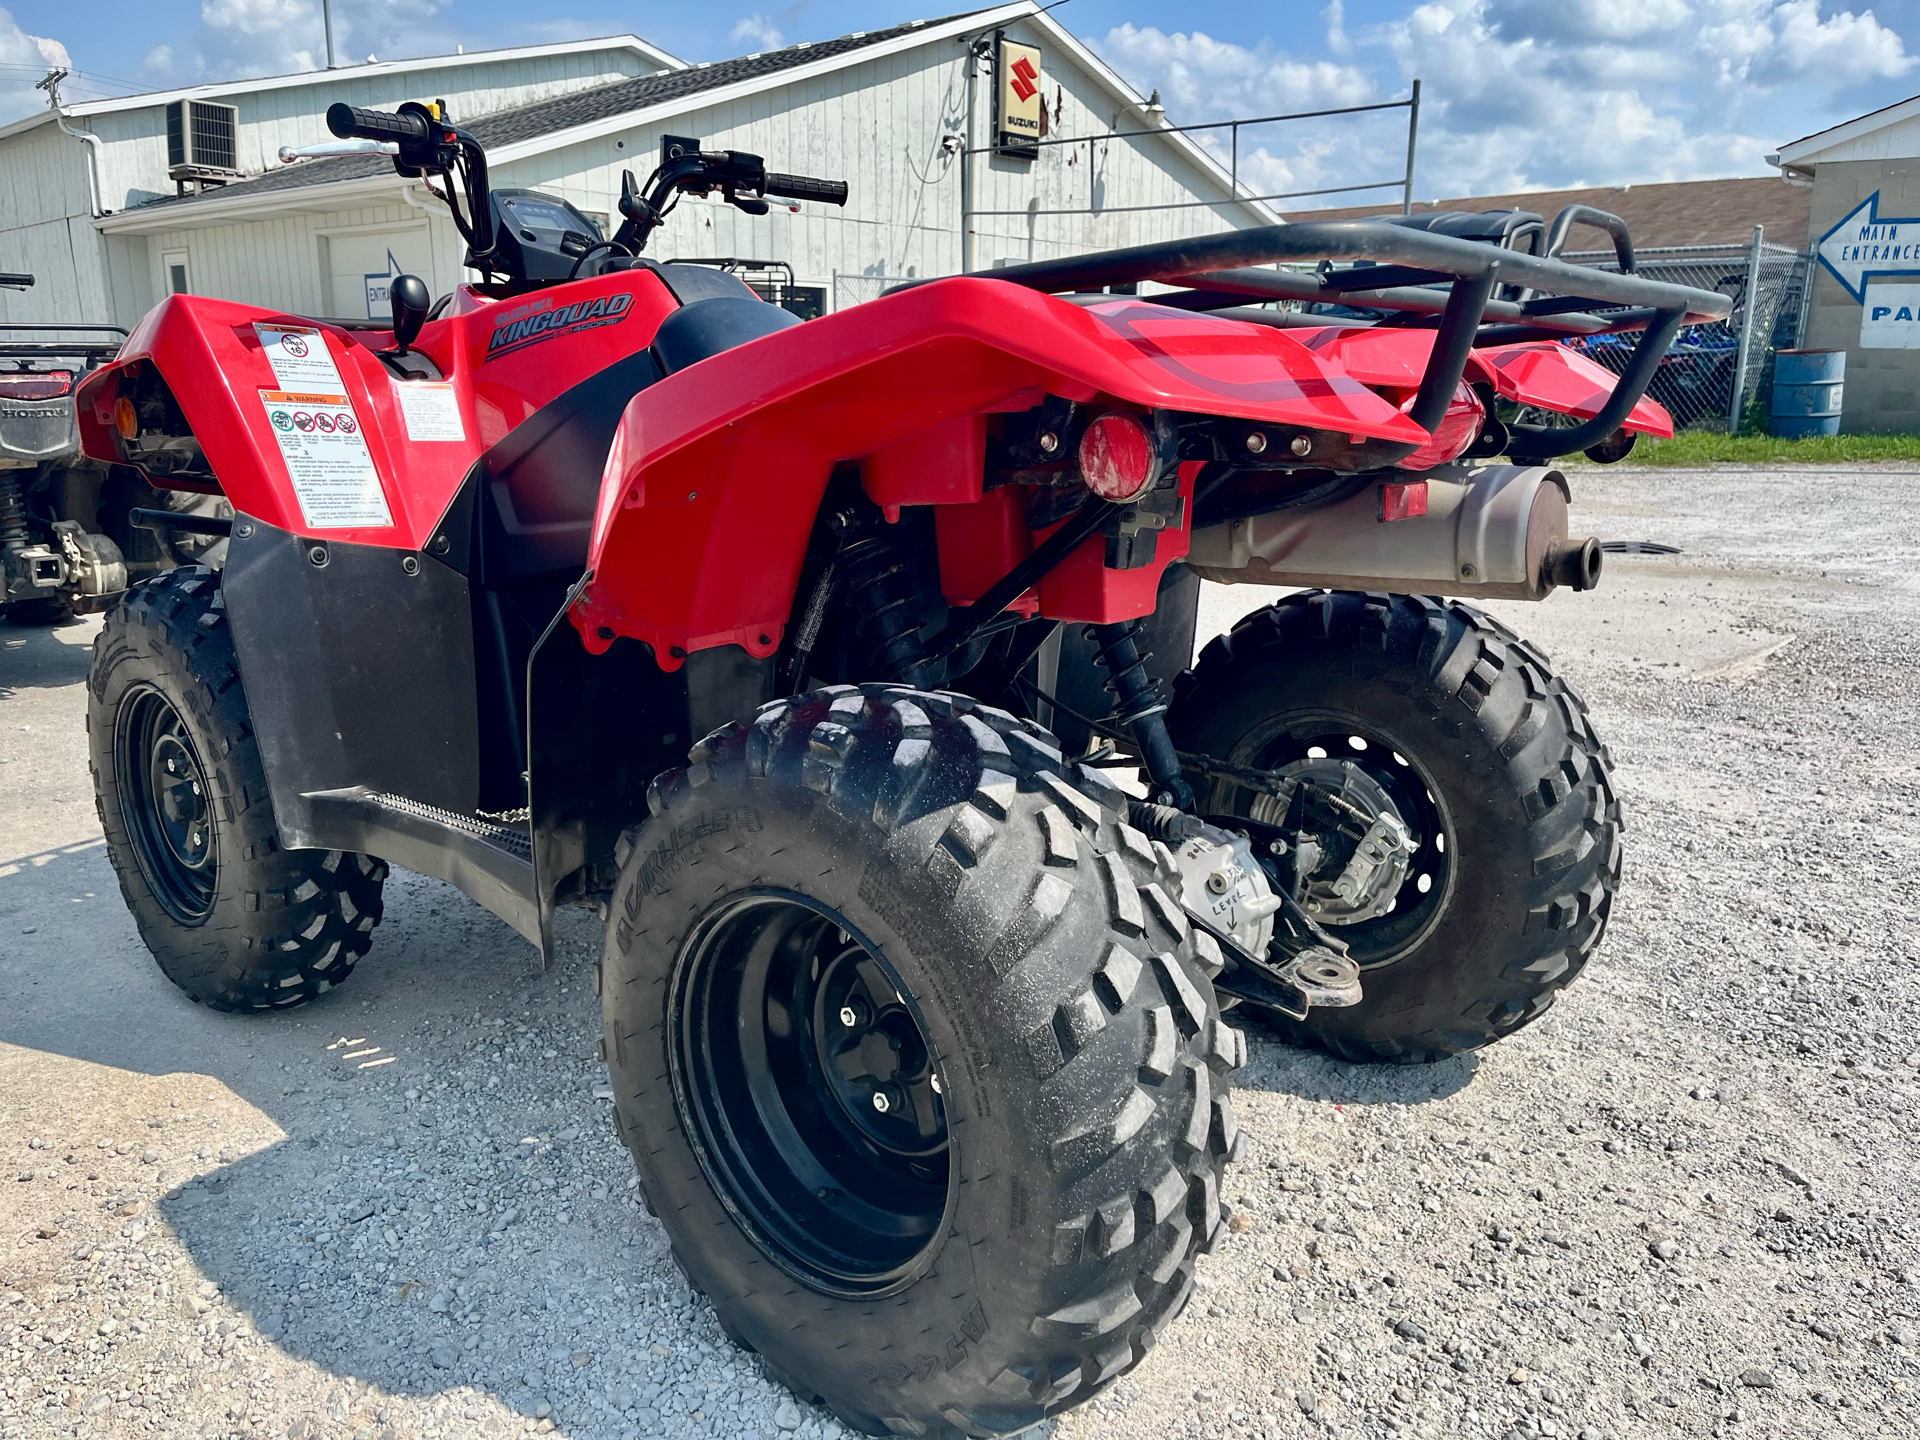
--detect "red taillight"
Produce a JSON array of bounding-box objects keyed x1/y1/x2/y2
[
  {"x1": 1396, "y1": 382, "x2": 1485, "y2": 471},
  {"x1": 1077, "y1": 412, "x2": 1156, "y2": 502},
  {"x1": 0, "y1": 370, "x2": 72, "y2": 400}
]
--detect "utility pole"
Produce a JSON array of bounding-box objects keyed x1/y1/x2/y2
[
  {"x1": 323, "y1": 0, "x2": 338, "y2": 68},
  {"x1": 1401, "y1": 78, "x2": 1421, "y2": 216}
]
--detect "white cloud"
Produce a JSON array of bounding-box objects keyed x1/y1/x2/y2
[
  {"x1": 1099, "y1": 23, "x2": 1374, "y2": 117},
  {"x1": 142, "y1": 44, "x2": 175, "y2": 77},
  {"x1": 0, "y1": 6, "x2": 71, "y2": 123},
  {"x1": 729, "y1": 14, "x2": 784, "y2": 52},
  {"x1": 1100, "y1": 0, "x2": 1916, "y2": 200},
  {"x1": 184, "y1": 0, "x2": 448, "y2": 79},
  {"x1": 1323, "y1": 0, "x2": 1354, "y2": 57}
]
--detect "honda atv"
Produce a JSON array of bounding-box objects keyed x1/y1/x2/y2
[
  {"x1": 71, "y1": 98, "x2": 1727, "y2": 1436},
  {"x1": 0, "y1": 280, "x2": 227, "y2": 625}
]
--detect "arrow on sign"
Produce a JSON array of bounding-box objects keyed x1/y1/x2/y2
[{"x1": 1817, "y1": 191, "x2": 1920, "y2": 304}]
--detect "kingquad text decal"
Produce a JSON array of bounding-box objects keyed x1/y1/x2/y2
[{"x1": 486, "y1": 292, "x2": 634, "y2": 359}]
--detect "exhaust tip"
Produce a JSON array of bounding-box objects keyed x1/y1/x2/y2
[{"x1": 1545, "y1": 536, "x2": 1603, "y2": 592}]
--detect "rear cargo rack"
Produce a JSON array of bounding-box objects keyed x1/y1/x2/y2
[
  {"x1": 955, "y1": 221, "x2": 1732, "y2": 460},
  {"x1": 0, "y1": 322, "x2": 128, "y2": 366}
]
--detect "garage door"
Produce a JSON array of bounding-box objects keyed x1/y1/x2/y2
[{"x1": 324, "y1": 227, "x2": 437, "y2": 322}]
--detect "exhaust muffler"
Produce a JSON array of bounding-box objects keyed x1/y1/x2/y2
[{"x1": 1186, "y1": 464, "x2": 1600, "y2": 601}]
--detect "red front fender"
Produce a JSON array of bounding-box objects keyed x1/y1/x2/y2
[{"x1": 572, "y1": 278, "x2": 1428, "y2": 663}]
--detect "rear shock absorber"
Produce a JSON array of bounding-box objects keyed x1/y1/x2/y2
[
  {"x1": 836, "y1": 510, "x2": 946, "y2": 691},
  {"x1": 0, "y1": 473, "x2": 28, "y2": 550},
  {"x1": 1089, "y1": 619, "x2": 1194, "y2": 810}
]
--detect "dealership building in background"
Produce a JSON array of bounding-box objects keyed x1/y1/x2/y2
[
  {"x1": 0, "y1": 2, "x2": 1270, "y2": 329},
  {"x1": 1774, "y1": 95, "x2": 1920, "y2": 433}
]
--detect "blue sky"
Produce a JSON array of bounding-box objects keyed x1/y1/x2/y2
[{"x1": 4, "y1": 0, "x2": 1917, "y2": 199}]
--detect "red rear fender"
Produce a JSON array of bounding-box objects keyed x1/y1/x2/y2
[
  {"x1": 574, "y1": 278, "x2": 1426, "y2": 661},
  {"x1": 1292, "y1": 324, "x2": 1673, "y2": 437}
]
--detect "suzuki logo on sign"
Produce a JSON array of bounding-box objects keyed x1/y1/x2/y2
[
  {"x1": 1009, "y1": 55, "x2": 1038, "y2": 102},
  {"x1": 996, "y1": 37, "x2": 1043, "y2": 157}
]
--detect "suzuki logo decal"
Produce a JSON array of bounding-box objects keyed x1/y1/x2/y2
[{"x1": 1009, "y1": 56, "x2": 1039, "y2": 102}]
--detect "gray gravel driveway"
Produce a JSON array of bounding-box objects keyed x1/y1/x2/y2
[{"x1": 1, "y1": 463, "x2": 1916, "y2": 1440}]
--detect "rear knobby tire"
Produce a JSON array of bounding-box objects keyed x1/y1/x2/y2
[
  {"x1": 601, "y1": 684, "x2": 1245, "y2": 1438},
  {"x1": 87, "y1": 566, "x2": 387, "y2": 1011},
  {"x1": 1169, "y1": 590, "x2": 1621, "y2": 1063}
]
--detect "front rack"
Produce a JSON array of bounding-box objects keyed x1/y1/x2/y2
[{"x1": 966, "y1": 221, "x2": 1733, "y2": 460}]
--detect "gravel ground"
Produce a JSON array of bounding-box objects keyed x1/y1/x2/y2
[{"x1": 2, "y1": 462, "x2": 1918, "y2": 1440}]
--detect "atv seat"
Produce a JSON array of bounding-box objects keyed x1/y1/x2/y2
[
  {"x1": 651, "y1": 296, "x2": 801, "y2": 375},
  {"x1": 1384, "y1": 209, "x2": 1545, "y2": 252}
]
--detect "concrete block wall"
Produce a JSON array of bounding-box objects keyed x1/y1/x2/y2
[{"x1": 1803, "y1": 158, "x2": 1920, "y2": 434}]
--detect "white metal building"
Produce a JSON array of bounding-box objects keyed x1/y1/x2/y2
[
  {"x1": 3, "y1": 2, "x2": 1271, "y2": 330},
  {"x1": 0, "y1": 35, "x2": 681, "y2": 327}
]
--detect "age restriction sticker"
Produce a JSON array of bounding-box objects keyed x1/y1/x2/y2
[
  {"x1": 254, "y1": 323, "x2": 346, "y2": 392},
  {"x1": 258, "y1": 390, "x2": 393, "y2": 529}
]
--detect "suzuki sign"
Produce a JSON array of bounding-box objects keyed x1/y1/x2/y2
[{"x1": 996, "y1": 37, "x2": 1042, "y2": 158}]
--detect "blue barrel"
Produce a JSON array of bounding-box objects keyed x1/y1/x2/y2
[{"x1": 1769, "y1": 349, "x2": 1845, "y2": 438}]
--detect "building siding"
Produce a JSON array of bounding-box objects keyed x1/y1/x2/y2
[
  {"x1": 0, "y1": 46, "x2": 661, "y2": 327},
  {"x1": 1802, "y1": 156, "x2": 1920, "y2": 434},
  {"x1": 496, "y1": 21, "x2": 1256, "y2": 301}
]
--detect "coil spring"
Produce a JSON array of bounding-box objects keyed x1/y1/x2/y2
[
  {"x1": 0, "y1": 473, "x2": 26, "y2": 548},
  {"x1": 1086, "y1": 619, "x2": 1164, "y2": 724},
  {"x1": 1089, "y1": 618, "x2": 1193, "y2": 808},
  {"x1": 840, "y1": 526, "x2": 945, "y2": 689}
]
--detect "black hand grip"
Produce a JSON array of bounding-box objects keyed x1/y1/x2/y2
[
  {"x1": 326, "y1": 103, "x2": 431, "y2": 144},
  {"x1": 764, "y1": 173, "x2": 849, "y2": 207}
]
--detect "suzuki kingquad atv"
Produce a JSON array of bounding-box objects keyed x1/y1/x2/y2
[{"x1": 73, "y1": 100, "x2": 1727, "y2": 1436}]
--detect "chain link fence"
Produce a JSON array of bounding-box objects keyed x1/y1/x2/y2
[
  {"x1": 832, "y1": 272, "x2": 907, "y2": 311},
  {"x1": 1557, "y1": 241, "x2": 1811, "y2": 433}
]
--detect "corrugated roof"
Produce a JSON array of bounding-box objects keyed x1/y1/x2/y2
[
  {"x1": 130, "y1": 11, "x2": 989, "y2": 212},
  {"x1": 1284, "y1": 177, "x2": 1812, "y2": 250}
]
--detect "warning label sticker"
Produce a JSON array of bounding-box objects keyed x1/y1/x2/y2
[
  {"x1": 258, "y1": 390, "x2": 393, "y2": 529},
  {"x1": 395, "y1": 381, "x2": 466, "y2": 442},
  {"x1": 254, "y1": 323, "x2": 346, "y2": 392}
]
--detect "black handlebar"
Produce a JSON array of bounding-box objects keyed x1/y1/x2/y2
[
  {"x1": 326, "y1": 103, "x2": 432, "y2": 145},
  {"x1": 765, "y1": 173, "x2": 849, "y2": 207}
]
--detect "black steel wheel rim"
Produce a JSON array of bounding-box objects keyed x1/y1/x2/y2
[
  {"x1": 1217, "y1": 710, "x2": 1453, "y2": 967},
  {"x1": 116, "y1": 684, "x2": 218, "y2": 925},
  {"x1": 668, "y1": 890, "x2": 952, "y2": 1296}
]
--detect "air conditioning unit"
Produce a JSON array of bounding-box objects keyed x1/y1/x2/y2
[{"x1": 166, "y1": 99, "x2": 240, "y2": 194}]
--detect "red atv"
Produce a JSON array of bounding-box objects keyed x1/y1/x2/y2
[{"x1": 74, "y1": 102, "x2": 1726, "y2": 1436}]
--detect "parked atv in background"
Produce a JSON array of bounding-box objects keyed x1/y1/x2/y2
[
  {"x1": 0, "y1": 277, "x2": 227, "y2": 625},
  {"x1": 69, "y1": 96, "x2": 1728, "y2": 1436}
]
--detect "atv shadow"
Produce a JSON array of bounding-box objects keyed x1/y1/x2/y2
[
  {"x1": 0, "y1": 833, "x2": 714, "y2": 1433},
  {"x1": 0, "y1": 613, "x2": 98, "y2": 700},
  {"x1": 1231, "y1": 1012, "x2": 1483, "y2": 1105}
]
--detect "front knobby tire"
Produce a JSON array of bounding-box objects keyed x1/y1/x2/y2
[
  {"x1": 1169, "y1": 590, "x2": 1621, "y2": 1064},
  {"x1": 600, "y1": 684, "x2": 1246, "y2": 1438},
  {"x1": 87, "y1": 567, "x2": 387, "y2": 1011}
]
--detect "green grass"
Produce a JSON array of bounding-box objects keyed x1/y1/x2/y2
[{"x1": 1577, "y1": 430, "x2": 1920, "y2": 466}]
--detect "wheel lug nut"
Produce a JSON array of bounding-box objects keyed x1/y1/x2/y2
[
  {"x1": 871, "y1": 1090, "x2": 891, "y2": 1113},
  {"x1": 839, "y1": 1005, "x2": 858, "y2": 1028}
]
